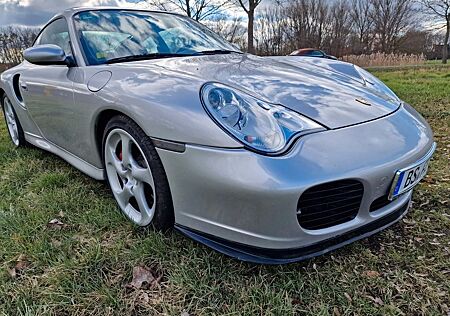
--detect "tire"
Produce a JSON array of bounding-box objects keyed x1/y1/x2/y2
[
  {"x1": 2, "y1": 95, "x2": 26, "y2": 148},
  {"x1": 102, "y1": 115, "x2": 174, "y2": 231}
]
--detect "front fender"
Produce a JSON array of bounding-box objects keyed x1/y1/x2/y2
[{"x1": 98, "y1": 68, "x2": 242, "y2": 148}]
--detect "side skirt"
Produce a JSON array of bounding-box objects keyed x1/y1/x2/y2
[{"x1": 24, "y1": 132, "x2": 105, "y2": 180}]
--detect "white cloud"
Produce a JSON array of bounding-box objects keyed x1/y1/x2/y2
[
  {"x1": 0, "y1": 0, "x2": 269, "y2": 27},
  {"x1": 0, "y1": 0, "x2": 128, "y2": 26}
]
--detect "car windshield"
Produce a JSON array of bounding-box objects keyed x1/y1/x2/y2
[{"x1": 73, "y1": 10, "x2": 241, "y2": 65}]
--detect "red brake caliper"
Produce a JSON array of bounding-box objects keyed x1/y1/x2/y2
[{"x1": 118, "y1": 144, "x2": 123, "y2": 161}]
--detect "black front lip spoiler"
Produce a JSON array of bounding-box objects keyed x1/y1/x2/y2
[{"x1": 175, "y1": 199, "x2": 411, "y2": 264}]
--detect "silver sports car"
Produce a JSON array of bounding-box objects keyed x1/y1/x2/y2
[{"x1": 1, "y1": 7, "x2": 435, "y2": 264}]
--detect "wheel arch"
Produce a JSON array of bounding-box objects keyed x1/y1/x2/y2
[
  {"x1": 95, "y1": 108, "x2": 159, "y2": 163},
  {"x1": 95, "y1": 109, "x2": 127, "y2": 161},
  {"x1": 0, "y1": 88, "x2": 5, "y2": 103}
]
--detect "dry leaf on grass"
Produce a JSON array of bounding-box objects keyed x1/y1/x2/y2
[
  {"x1": 374, "y1": 297, "x2": 384, "y2": 306},
  {"x1": 137, "y1": 290, "x2": 150, "y2": 305},
  {"x1": 402, "y1": 218, "x2": 416, "y2": 225},
  {"x1": 47, "y1": 219, "x2": 68, "y2": 230},
  {"x1": 51, "y1": 239, "x2": 62, "y2": 247},
  {"x1": 362, "y1": 270, "x2": 380, "y2": 278},
  {"x1": 7, "y1": 267, "x2": 16, "y2": 278},
  {"x1": 126, "y1": 266, "x2": 162, "y2": 290},
  {"x1": 344, "y1": 292, "x2": 352, "y2": 303},
  {"x1": 366, "y1": 295, "x2": 384, "y2": 306},
  {"x1": 333, "y1": 306, "x2": 341, "y2": 316},
  {"x1": 7, "y1": 254, "x2": 30, "y2": 279}
]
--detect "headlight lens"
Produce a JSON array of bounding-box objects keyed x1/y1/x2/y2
[{"x1": 201, "y1": 83, "x2": 324, "y2": 153}]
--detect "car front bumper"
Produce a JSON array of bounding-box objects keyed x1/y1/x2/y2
[
  {"x1": 156, "y1": 104, "x2": 435, "y2": 263},
  {"x1": 175, "y1": 197, "x2": 411, "y2": 264}
]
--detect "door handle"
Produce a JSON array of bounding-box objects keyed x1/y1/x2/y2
[{"x1": 20, "y1": 82, "x2": 28, "y2": 91}]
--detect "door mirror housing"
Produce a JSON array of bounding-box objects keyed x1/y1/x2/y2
[{"x1": 23, "y1": 44, "x2": 75, "y2": 67}]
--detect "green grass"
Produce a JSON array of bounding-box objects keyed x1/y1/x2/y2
[
  {"x1": 1, "y1": 68, "x2": 449, "y2": 316},
  {"x1": 365, "y1": 62, "x2": 450, "y2": 72},
  {"x1": 426, "y1": 60, "x2": 448, "y2": 65}
]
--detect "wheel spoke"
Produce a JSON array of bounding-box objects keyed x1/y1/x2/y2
[
  {"x1": 131, "y1": 164, "x2": 154, "y2": 185},
  {"x1": 106, "y1": 146, "x2": 127, "y2": 177},
  {"x1": 116, "y1": 185, "x2": 132, "y2": 205},
  {"x1": 120, "y1": 133, "x2": 132, "y2": 167},
  {"x1": 4, "y1": 105, "x2": 12, "y2": 122},
  {"x1": 134, "y1": 184, "x2": 153, "y2": 224},
  {"x1": 7, "y1": 109, "x2": 14, "y2": 120},
  {"x1": 124, "y1": 203, "x2": 139, "y2": 223},
  {"x1": 11, "y1": 121, "x2": 18, "y2": 134}
]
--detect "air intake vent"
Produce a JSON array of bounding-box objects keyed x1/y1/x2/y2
[
  {"x1": 297, "y1": 180, "x2": 364, "y2": 230},
  {"x1": 370, "y1": 195, "x2": 391, "y2": 212},
  {"x1": 13, "y1": 74, "x2": 23, "y2": 102}
]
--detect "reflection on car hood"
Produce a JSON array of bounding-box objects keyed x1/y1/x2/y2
[{"x1": 130, "y1": 54, "x2": 401, "y2": 129}]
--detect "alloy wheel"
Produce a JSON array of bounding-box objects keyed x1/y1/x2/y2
[
  {"x1": 105, "y1": 129, "x2": 156, "y2": 226},
  {"x1": 3, "y1": 97, "x2": 20, "y2": 146}
]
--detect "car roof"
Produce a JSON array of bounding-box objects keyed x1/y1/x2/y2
[
  {"x1": 290, "y1": 48, "x2": 323, "y2": 56},
  {"x1": 297, "y1": 48, "x2": 320, "y2": 53}
]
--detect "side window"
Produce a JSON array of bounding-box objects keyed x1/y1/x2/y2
[
  {"x1": 36, "y1": 18, "x2": 72, "y2": 56},
  {"x1": 310, "y1": 51, "x2": 325, "y2": 57}
]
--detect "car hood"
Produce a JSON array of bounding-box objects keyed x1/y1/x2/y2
[{"x1": 127, "y1": 54, "x2": 401, "y2": 129}]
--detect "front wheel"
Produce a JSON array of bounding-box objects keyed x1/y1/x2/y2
[
  {"x1": 103, "y1": 115, "x2": 174, "y2": 230},
  {"x1": 2, "y1": 95, "x2": 26, "y2": 147}
]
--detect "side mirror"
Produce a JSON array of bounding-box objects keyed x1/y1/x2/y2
[{"x1": 23, "y1": 44, "x2": 75, "y2": 67}]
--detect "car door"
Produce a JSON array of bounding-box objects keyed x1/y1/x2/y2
[{"x1": 20, "y1": 17, "x2": 78, "y2": 150}]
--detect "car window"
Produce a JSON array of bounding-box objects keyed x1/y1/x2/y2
[
  {"x1": 159, "y1": 28, "x2": 196, "y2": 53},
  {"x1": 36, "y1": 18, "x2": 73, "y2": 56},
  {"x1": 81, "y1": 31, "x2": 132, "y2": 59},
  {"x1": 74, "y1": 10, "x2": 240, "y2": 65},
  {"x1": 308, "y1": 50, "x2": 325, "y2": 57}
]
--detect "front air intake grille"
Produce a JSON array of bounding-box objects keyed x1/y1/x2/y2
[
  {"x1": 297, "y1": 180, "x2": 364, "y2": 230},
  {"x1": 370, "y1": 195, "x2": 391, "y2": 212}
]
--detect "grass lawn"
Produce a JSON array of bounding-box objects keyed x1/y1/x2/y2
[
  {"x1": 426, "y1": 60, "x2": 448, "y2": 65},
  {"x1": 0, "y1": 68, "x2": 449, "y2": 316}
]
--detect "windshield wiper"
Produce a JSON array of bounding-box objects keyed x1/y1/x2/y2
[
  {"x1": 105, "y1": 50, "x2": 242, "y2": 64},
  {"x1": 105, "y1": 53, "x2": 190, "y2": 64},
  {"x1": 192, "y1": 50, "x2": 243, "y2": 56}
]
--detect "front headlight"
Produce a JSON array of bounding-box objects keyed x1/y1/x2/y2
[{"x1": 201, "y1": 83, "x2": 325, "y2": 154}]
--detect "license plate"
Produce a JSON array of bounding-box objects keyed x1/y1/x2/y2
[{"x1": 388, "y1": 143, "x2": 436, "y2": 200}]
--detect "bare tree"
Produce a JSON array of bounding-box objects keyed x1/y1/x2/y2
[
  {"x1": 208, "y1": 15, "x2": 247, "y2": 48},
  {"x1": 326, "y1": 0, "x2": 352, "y2": 57},
  {"x1": 284, "y1": 0, "x2": 329, "y2": 52},
  {"x1": 234, "y1": 0, "x2": 265, "y2": 53},
  {"x1": 0, "y1": 26, "x2": 38, "y2": 65},
  {"x1": 398, "y1": 29, "x2": 437, "y2": 55},
  {"x1": 349, "y1": 0, "x2": 374, "y2": 54},
  {"x1": 420, "y1": 0, "x2": 450, "y2": 63},
  {"x1": 370, "y1": 0, "x2": 416, "y2": 53},
  {"x1": 146, "y1": 0, "x2": 229, "y2": 21},
  {"x1": 256, "y1": 5, "x2": 286, "y2": 55}
]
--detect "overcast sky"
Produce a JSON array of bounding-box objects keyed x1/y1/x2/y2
[
  {"x1": 0, "y1": 0, "x2": 255, "y2": 27},
  {"x1": 0, "y1": 0, "x2": 139, "y2": 26}
]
